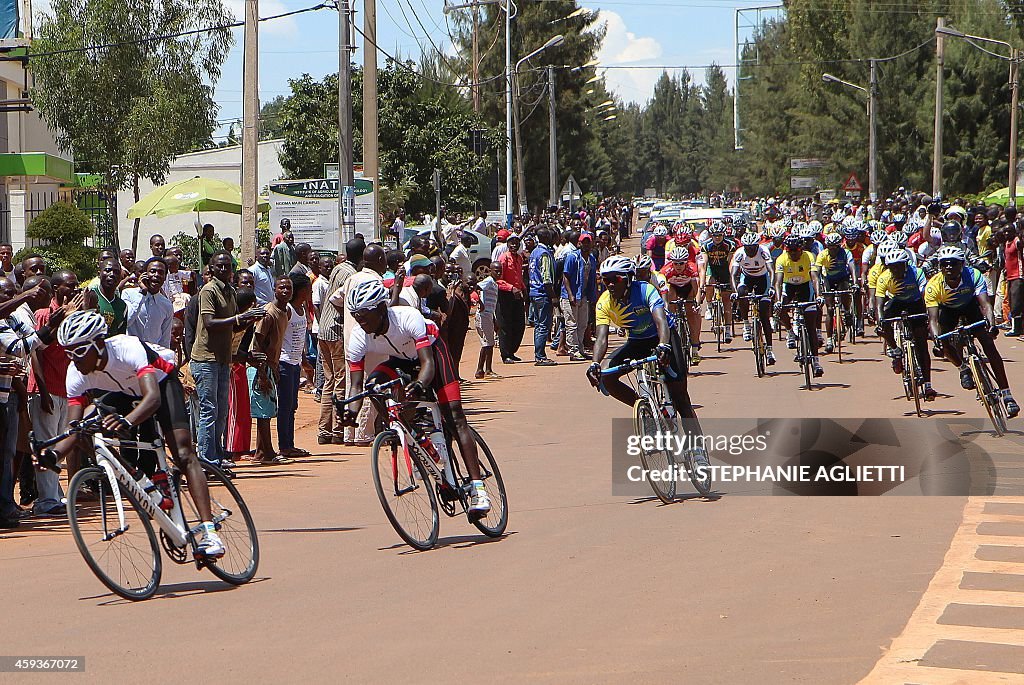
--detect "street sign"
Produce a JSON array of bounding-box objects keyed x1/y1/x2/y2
[
  {"x1": 843, "y1": 173, "x2": 863, "y2": 192},
  {"x1": 819, "y1": 189, "x2": 837, "y2": 202},
  {"x1": 790, "y1": 158, "x2": 827, "y2": 170},
  {"x1": 791, "y1": 176, "x2": 818, "y2": 189},
  {"x1": 561, "y1": 174, "x2": 581, "y2": 199}
]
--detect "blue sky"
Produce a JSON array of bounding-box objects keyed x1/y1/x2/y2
[{"x1": 209, "y1": 0, "x2": 758, "y2": 141}]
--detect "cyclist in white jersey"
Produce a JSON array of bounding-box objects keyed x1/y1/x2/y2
[
  {"x1": 729, "y1": 232, "x2": 776, "y2": 365},
  {"x1": 47, "y1": 310, "x2": 226, "y2": 557}
]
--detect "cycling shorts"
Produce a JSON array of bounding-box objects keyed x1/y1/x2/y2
[
  {"x1": 937, "y1": 299, "x2": 985, "y2": 334},
  {"x1": 882, "y1": 298, "x2": 927, "y2": 325},
  {"x1": 782, "y1": 282, "x2": 812, "y2": 303},
  {"x1": 667, "y1": 281, "x2": 695, "y2": 302},
  {"x1": 706, "y1": 268, "x2": 734, "y2": 290},
  {"x1": 367, "y1": 338, "x2": 462, "y2": 406},
  {"x1": 738, "y1": 273, "x2": 771, "y2": 295},
  {"x1": 607, "y1": 333, "x2": 686, "y2": 383},
  {"x1": 822, "y1": 277, "x2": 852, "y2": 293}
]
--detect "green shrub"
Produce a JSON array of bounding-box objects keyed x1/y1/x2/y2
[
  {"x1": 170, "y1": 232, "x2": 203, "y2": 271},
  {"x1": 13, "y1": 201, "x2": 100, "y2": 277}
]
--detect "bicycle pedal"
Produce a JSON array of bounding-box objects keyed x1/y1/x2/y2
[{"x1": 467, "y1": 510, "x2": 486, "y2": 524}]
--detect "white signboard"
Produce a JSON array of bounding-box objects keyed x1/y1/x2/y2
[
  {"x1": 269, "y1": 177, "x2": 376, "y2": 253},
  {"x1": 791, "y1": 176, "x2": 818, "y2": 189},
  {"x1": 790, "y1": 158, "x2": 827, "y2": 170}
]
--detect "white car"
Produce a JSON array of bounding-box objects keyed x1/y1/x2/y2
[{"x1": 402, "y1": 225, "x2": 494, "y2": 280}]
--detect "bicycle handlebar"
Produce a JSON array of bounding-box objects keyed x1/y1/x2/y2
[
  {"x1": 778, "y1": 300, "x2": 818, "y2": 309},
  {"x1": 936, "y1": 319, "x2": 987, "y2": 341},
  {"x1": 337, "y1": 378, "x2": 404, "y2": 406},
  {"x1": 881, "y1": 313, "x2": 928, "y2": 324},
  {"x1": 600, "y1": 355, "x2": 659, "y2": 376}
]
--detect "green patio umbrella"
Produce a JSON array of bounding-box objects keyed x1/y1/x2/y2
[
  {"x1": 126, "y1": 176, "x2": 268, "y2": 219},
  {"x1": 982, "y1": 186, "x2": 1022, "y2": 207}
]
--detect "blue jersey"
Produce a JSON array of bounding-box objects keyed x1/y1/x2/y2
[{"x1": 595, "y1": 281, "x2": 665, "y2": 340}]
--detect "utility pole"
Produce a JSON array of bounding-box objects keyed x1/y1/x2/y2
[
  {"x1": 505, "y1": 0, "x2": 513, "y2": 227},
  {"x1": 868, "y1": 59, "x2": 878, "y2": 203},
  {"x1": 547, "y1": 65, "x2": 558, "y2": 208},
  {"x1": 338, "y1": 0, "x2": 355, "y2": 252},
  {"x1": 933, "y1": 16, "x2": 945, "y2": 198},
  {"x1": 1010, "y1": 49, "x2": 1020, "y2": 206},
  {"x1": 240, "y1": 0, "x2": 259, "y2": 264},
  {"x1": 512, "y1": 70, "x2": 528, "y2": 216},
  {"x1": 472, "y1": 5, "x2": 481, "y2": 113},
  {"x1": 363, "y1": 0, "x2": 379, "y2": 239}
]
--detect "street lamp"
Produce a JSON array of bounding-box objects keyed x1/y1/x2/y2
[
  {"x1": 512, "y1": 34, "x2": 565, "y2": 214},
  {"x1": 822, "y1": 65, "x2": 879, "y2": 202},
  {"x1": 937, "y1": 25, "x2": 1021, "y2": 205},
  {"x1": 551, "y1": 7, "x2": 589, "y2": 23}
]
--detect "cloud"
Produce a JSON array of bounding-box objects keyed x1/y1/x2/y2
[
  {"x1": 225, "y1": 0, "x2": 298, "y2": 38},
  {"x1": 593, "y1": 9, "x2": 663, "y2": 105}
]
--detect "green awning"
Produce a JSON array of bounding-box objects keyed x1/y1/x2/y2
[{"x1": 0, "y1": 152, "x2": 74, "y2": 183}]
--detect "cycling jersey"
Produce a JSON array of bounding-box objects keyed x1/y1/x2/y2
[
  {"x1": 924, "y1": 268, "x2": 988, "y2": 309},
  {"x1": 66, "y1": 335, "x2": 176, "y2": 406},
  {"x1": 867, "y1": 261, "x2": 884, "y2": 290},
  {"x1": 815, "y1": 248, "x2": 855, "y2": 283},
  {"x1": 595, "y1": 280, "x2": 664, "y2": 340},
  {"x1": 731, "y1": 245, "x2": 772, "y2": 277},
  {"x1": 875, "y1": 265, "x2": 926, "y2": 303},
  {"x1": 701, "y1": 238, "x2": 736, "y2": 279},
  {"x1": 775, "y1": 251, "x2": 815, "y2": 285},
  {"x1": 846, "y1": 240, "x2": 867, "y2": 265},
  {"x1": 661, "y1": 260, "x2": 697, "y2": 287},
  {"x1": 346, "y1": 306, "x2": 438, "y2": 372}
]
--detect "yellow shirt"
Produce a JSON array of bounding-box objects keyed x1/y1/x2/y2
[
  {"x1": 867, "y1": 261, "x2": 884, "y2": 290},
  {"x1": 976, "y1": 225, "x2": 993, "y2": 258},
  {"x1": 774, "y1": 251, "x2": 815, "y2": 285}
]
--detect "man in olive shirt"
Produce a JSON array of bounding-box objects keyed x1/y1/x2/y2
[{"x1": 191, "y1": 252, "x2": 264, "y2": 465}]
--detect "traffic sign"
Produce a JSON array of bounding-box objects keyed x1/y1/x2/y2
[
  {"x1": 790, "y1": 158, "x2": 827, "y2": 170},
  {"x1": 791, "y1": 176, "x2": 818, "y2": 189},
  {"x1": 561, "y1": 174, "x2": 581, "y2": 199},
  {"x1": 843, "y1": 173, "x2": 862, "y2": 192}
]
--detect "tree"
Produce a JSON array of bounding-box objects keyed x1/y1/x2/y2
[
  {"x1": 260, "y1": 95, "x2": 288, "y2": 140},
  {"x1": 32, "y1": 0, "x2": 233, "y2": 251},
  {"x1": 13, "y1": 202, "x2": 100, "y2": 278}
]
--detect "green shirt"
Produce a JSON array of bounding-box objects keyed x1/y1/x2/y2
[
  {"x1": 191, "y1": 278, "x2": 238, "y2": 364},
  {"x1": 90, "y1": 284, "x2": 127, "y2": 337}
]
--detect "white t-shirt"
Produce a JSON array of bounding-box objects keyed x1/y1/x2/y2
[
  {"x1": 279, "y1": 304, "x2": 307, "y2": 366},
  {"x1": 311, "y1": 276, "x2": 331, "y2": 336},
  {"x1": 66, "y1": 335, "x2": 176, "y2": 403},
  {"x1": 346, "y1": 306, "x2": 437, "y2": 371},
  {"x1": 450, "y1": 243, "x2": 472, "y2": 277},
  {"x1": 731, "y1": 245, "x2": 772, "y2": 277}
]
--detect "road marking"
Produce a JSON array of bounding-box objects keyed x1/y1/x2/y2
[{"x1": 860, "y1": 497, "x2": 1024, "y2": 684}]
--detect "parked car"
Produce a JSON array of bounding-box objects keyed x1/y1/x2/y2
[{"x1": 401, "y1": 225, "x2": 494, "y2": 281}]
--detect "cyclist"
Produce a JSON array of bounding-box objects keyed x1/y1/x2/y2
[
  {"x1": 925, "y1": 246, "x2": 1019, "y2": 417},
  {"x1": 635, "y1": 253, "x2": 667, "y2": 294},
  {"x1": 816, "y1": 232, "x2": 859, "y2": 354},
  {"x1": 698, "y1": 222, "x2": 736, "y2": 344},
  {"x1": 767, "y1": 224, "x2": 787, "y2": 261},
  {"x1": 661, "y1": 246, "x2": 703, "y2": 364},
  {"x1": 48, "y1": 310, "x2": 227, "y2": 557},
  {"x1": 645, "y1": 225, "x2": 670, "y2": 270},
  {"x1": 730, "y1": 231, "x2": 776, "y2": 366},
  {"x1": 874, "y1": 246, "x2": 936, "y2": 400},
  {"x1": 339, "y1": 279, "x2": 491, "y2": 515},
  {"x1": 772, "y1": 234, "x2": 824, "y2": 377},
  {"x1": 586, "y1": 256, "x2": 700, "y2": 429},
  {"x1": 800, "y1": 223, "x2": 824, "y2": 257},
  {"x1": 920, "y1": 220, "x2": 990, "y2": 277}
]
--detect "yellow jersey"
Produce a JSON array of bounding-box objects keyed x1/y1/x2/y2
[{"x1": 774, "y1": 251, "x2": 816, "y2": 285}]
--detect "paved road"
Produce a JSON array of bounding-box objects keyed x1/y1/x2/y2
[{"x1": 3, "y1": 236, "x2": 1022, "y2": 684}]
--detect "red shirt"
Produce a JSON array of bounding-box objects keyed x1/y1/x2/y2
[
  {"x1": 29, "y1": 299, "x2": 70, "y2": 397},
  {"x1": 1005, "y1": 238, "x2": 1021, "y2": 281},
  {"x1": 496, "y1": 251, "x2": 525, "y2": 292}
]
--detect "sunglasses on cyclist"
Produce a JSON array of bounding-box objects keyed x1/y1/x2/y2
[
  {"x1": 938, "y1": 259, "x2": 963, "y2": 269},
  {"x1": 602, "y1": 275, "x2": 626, "y2": 285},
  {"x1": 66, "y1": 341, "x2": 99, "y2": 362}
]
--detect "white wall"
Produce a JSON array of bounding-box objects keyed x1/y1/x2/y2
[{"x1": 116, "y1": 138, "x2": 286, "y2": 252}]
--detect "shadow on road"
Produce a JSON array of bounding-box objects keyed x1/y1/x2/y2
[
  {"x1": 263, "y1": 526, "x2": 363, "y2": 534},
  {"x1": 379, "y1": 531, "x2": 518, "y2": 554},
  {"x1": 85, "y1": 576, "x2": 272, "y2": 605}
]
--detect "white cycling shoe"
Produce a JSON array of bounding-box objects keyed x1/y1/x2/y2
[
  {"x1": 197, "y1": 531, "x2": 226, "y2": 559},
  {"x1": 469, "y1": 488, "x2": 492, "y2": 515}
]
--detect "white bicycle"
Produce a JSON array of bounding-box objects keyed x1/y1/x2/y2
[{"x1": 33, "y1": 413, "x2": 259, "y2": 601}]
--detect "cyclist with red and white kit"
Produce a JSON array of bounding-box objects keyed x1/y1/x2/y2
[
  {"x1": 660, "y1": 245, "x2": 703, "y2": 362},
  {"x1": 730, "y1": 231, "x2": 777, "y2": 366}
]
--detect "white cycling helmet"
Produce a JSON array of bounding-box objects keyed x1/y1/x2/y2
[
  {"x1": 870, "y1": 229, "x2": 888, "y2": 244},
  {"x1": 936, "y1": 245, "x2": 967, "y2": 262},
  {"x1": 668, "y1": 247, "x2": 689, "y2": 263},
  {"x1": 831, "y1": 211, "x2": 845, "y2": 224},
  {"x1": 799, "y1": 224, "x2": 817, "y2": 239},
  {"x1": 600, "y1": 255, "x2": 636, "y2": 277},
  {"x1": 824, "y1": 232, "x2": 844, "y2": 247},
  {"x1": 346, "y1": 278, "x2": 390, "y2": 312},
  {"x1": 808, "y1": 220, "x2": 823, "y2": 233},
  {"x1": 634, "y1": 254, "x2": 653, "y2": 270},
  {"x1": 740, "y1": 232, "x2": 761, "y2": 247},
  {"x1": 769, "y1": 224, "x2": 787, "y2": 238},
  {"x1": 944, "y1": 205, "x2": 967, "y2": 221},
  {"x1": 884, "y1": 246, "x2": 910, "y2": 265},
  {"x1": 653, "y1": 225, "x2": 669, "y2": 237},
  {"x1": 58, "y1": 310, "x2": 108, "y2": 348}
]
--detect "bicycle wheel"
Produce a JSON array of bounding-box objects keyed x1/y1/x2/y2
[
  {"x1": 904, "y1": 340, "x2": 922, "y2": 417},
  {"x1": 466, "y1": 428, "x2": 509, "y2": 538},
  {"x1": 800, "y1": 325, "x2": 813, "y2": 390},
  {"x1": 834, "y1": 310, "x2": 845, "y2": 364},
  {"x1": 372, "y1": 429, "x2": 439, "y2": 550},
  {"x1": 970, "y1": 356, "x2": 1006, "y2": 436},
  {"x1": 678, "y1": 416, "x2": 714, "y2": 497},
  {"x1": 713, "y1": 302, "x2": 724, "y2": 353},
  {"x1": 177, "y1": 463, "x2": 260, "y2": 584},
  {"x1": 676, "y1": 317, "x2": 691, "y2": 374},
  {"x1": 67, "y1": 467, "x2": 162, "y2": 601},
  {"x1": 752, "y1": 319, "x2": 765, "y2": 378},
  {"x1": 633, "y1": 398, "x2": 676, "y2": 504}
]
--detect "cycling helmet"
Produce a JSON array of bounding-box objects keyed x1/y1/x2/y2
[
  {"x1": 841, "y1": 215, "x2": 858, "y2": 229},
  {"x1": 675, "y1": 230, "x2": 693, "y2": 244},
  {"x1": 668, "y1": 247, "x2": 690, "y2": 263},
  {"x1": 740, "y1": 232, "x2": 761, "y2": 247},
  {"x1": 824, "y1": 232, "x2": 844, "y2": 247},
  {"x1": 892, "y1": 230, "x2": 910, "y2": 248},
  {"x1": 634, "y1": 254, "x2": 653, "y2": 271},
  {"x1": 884, "y1": 246, "x2": 910, "y2": 265},
  {"x1": 940, "y1": 220, "x2": 963, "y2": 243},
  {"x1": 870, "y1": 229, "x2": 888, "y2": 244},
  {"x1": 936, "y1": 245, "x2": 967, "y2": 263},
  {"x1": 783, "y1": 235, "x2": 803, "y2": 249},
  {"x1": 733, "y1": 217, "x2": 748, "y2": 231},
  {"x1": 799, "y1": 224, "x2": 817, "y2": 239},
  {"x1": 808, "y1": 220, "x2": 824, "y2": 233},
  {"x1": 840, "y1": 226, "x2": 859, "y2": 242},
  {"x1": 599, "y1": 255, "x2": 636, "y2": 277},
  {"x1": 893, "y1": 213, "x2": 906, "y2": 225},
  {"x1": 653, "y1": 225, "x2": 669, "y2": 237},
  {"x1": 346, "y1": 278, "x2": 390, "y2": 312},
  {"x1": 944, "y1": 205, "x2": 967, "y2": 222},
  {"x1": 782, "y1": 217, "x2": 795, "y2": 229},
  {"x1": 770, "y1": 224, "x2": 787, "y2": 239},
  {"x1": 57, "y1": 310, "x2": 108, "y2": 348},
  {"x1": 831, "y1": 211, "x2": 845, "y2": 225},
  {"x1": 708, "y1": 222, "x2": 726, "y2": 236}
]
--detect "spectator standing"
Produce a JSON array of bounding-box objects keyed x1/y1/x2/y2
[
  {"x1": 474, "y1": 262, "x2": 500, "y2": 379},
  {"x1": 290, "y1": 243, "x2": 314, "y2": 277},
  {"x1": 450, "y1": 233, "x2": 474, "y2": 277},
  {"x1": 87, "y1": 257, "x2": 127, "y2": 336},
  {"x1": 200, "y1": 223, "x2": 220, "y2": 267},
  {"x1": 191, "y1": 252, "x2": 264, "y2": 466},
  {"x1": 150, "y1": 234, "x2": 166, "y2": 258},
  {"x1": 250, "y1": 246, "x2": 275, "y2": 305},
  {"x1": 251, "y1": 276, "x2": 291, "y2": 464},
  {"x1": 0, "y1": 243, "x2": 14, "y2": 278},
  {"x1": 273, "y1": 230, "x2": 296, "y2": 277},
  {"x1": 495, "y1": 234, "x2": 526, "y2": 364},
  {"x1": 226, "y1": 288, "x2": 257, "y2": 462},
  {"x1": 390, "y1": 209, "x2": 406, "y2": 238},
  {"x1": 529, "y1": 227, "x2": 557, "y2": 366},
  {"x1": 122, "y1": 257, "x2": 174, "y2": 347},
  {"x1": 278, "y1": 273, "x2": 310, "y2": 457},
  {"x1": 561, "y1": 232, "x2": 598, "y2": 361},
  {"x1": 316, "y1": 240, "x2": 361, "y2": 444},
  {"x1": 1005, "y1": 220, "x2": 1023, "y2": 336}
]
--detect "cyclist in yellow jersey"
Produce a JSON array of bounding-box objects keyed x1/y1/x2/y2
[{"x1": 773, "y1": 235, "x2": 824, "y2": 377}]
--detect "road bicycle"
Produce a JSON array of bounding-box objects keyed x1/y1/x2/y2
[
  {"x1": 823, "y1": 288, "x2": 857, "y2": 364},
  {"x1": 938, "y1": 320, "x2": 1010, "y2": 436},
  {"x1": 706, "y1": 283, "x2": 731, "y2": 353},
  {"x1": 881, "y1": 311, "x2": 929, "y2": 417},
  {"x1": 341, "y1": 378, "x2": 508, "y2": 550},
  {"x1": 735, "y1": 293, "x2": 770, "y2": 378},
  {"x1": 600, "y1": 354, "x2": 713, "y2": 502},
  {"x1": 668, "y1": 297, "x2": 697, "y2": 374},
  {"x1": 32, "y1": 414, "x2": 259, "y2": 601},
  {"x1": 778, "y1": 301, "x2": 819, "y2": 390}
]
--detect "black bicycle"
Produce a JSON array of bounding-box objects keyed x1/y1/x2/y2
[
  {"x1": 779, "y1": 301, "x2": 819, "y2": 390},
  {"x1": 882, "y1": 311, "x2": 929, "y2": 417},
  {"x1": 938, "y1": 321, "x2": 1010, "y2": 436}
]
